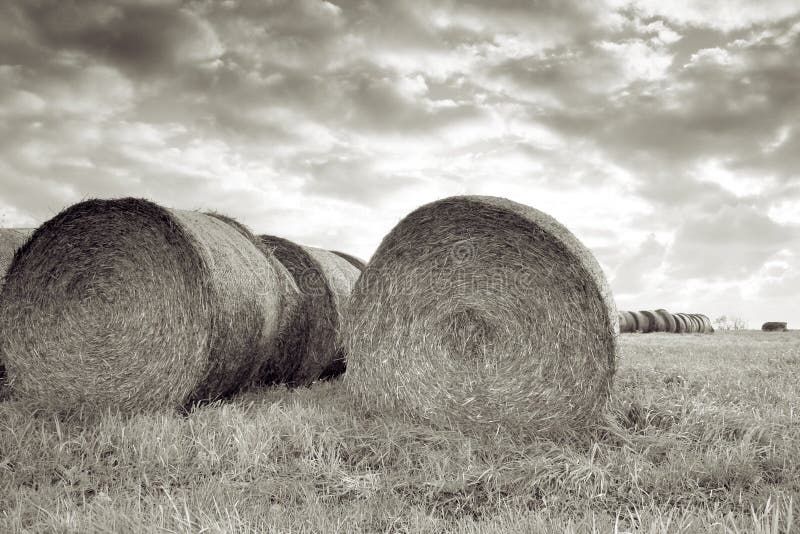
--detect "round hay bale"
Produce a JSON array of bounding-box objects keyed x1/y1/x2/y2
[
  {"x1": 631, "y1": 311, "x2": 651, "y2": 333},
  {"x1": 690, "y1": 314, "x2": 703, "y2": 333},
  {"x1": 620, "y1": 311, "x2": 637, "y2": 333},
  {"x1": 0, "y1": 228, "x2": 34, "y2": 387},
  {"x1": 677, "y1": 313, "x2": 698, "y2": 333},
  {"x1": 673, "y1": 313, "x2": 688, "y2": 333},
  {"x1": 0, "y1": 229, "x2": 33, "y2": 277},
  {"x1": 0, "y1": 198, "x2": 285, "y2": 414},
  {"x1": 655, "y1": 309, "x2": 677, "y2": 333},
  {"x1": 203, "y1": 212, "x2": 305, "y2": 383},
  {"x1": 342, "y1": 195, "x2": 618, "y2": 439},
  {"x1": 617, "y1": 312, "x2": 628, "y2": 334},
  {"x1": 331, "y1": 250, "x2": 367, "y2": 272},
  {"x1": 693, "y1": 314, "x2": 712, "y2": 334},
  {"x1": 257, "y1": 235, "x2": 360, "y2": 384},
  {"x1": 642, "y1": 310, "x2": 667, "y2": 332},
  {"x1": 761, "y1": 321, "x2": 787, "y2": 332}
]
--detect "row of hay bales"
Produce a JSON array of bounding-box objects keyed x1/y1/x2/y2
[
  {"x1": 0, "y1": 199, "x2": 361, "y2": 413},
  {"x1": 618, "y1": 309, "x2": 713, "y2": 334},
  {"x1": 0, "y1": 195, "x2": 618, "y2": 440}
]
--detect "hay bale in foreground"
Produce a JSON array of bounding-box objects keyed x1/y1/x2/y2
[
  {"x1": 762, "y1": 321, "x2": 787, "y2": 332},
  {"x1": 257, "y1": 235, "x2": 360, "y2": 384},
  {"x1": 631, "y1": 311, "x2": 651, "y2": 333},
  {"x1": 342, "y1": 195, "x2": 617, "y2": 439},
  {"x1": 642, "y1": 310, "x2": 667, "y2": 332},
  {"x1": 0, "y1": 198, "x2": 286, "y2": 414},
  {"x1": 331, "y1": 250, "x2": 367, "y2": 271},
  {"x1": 655, "y1": 309, "x2": 677, "y2": 333}
]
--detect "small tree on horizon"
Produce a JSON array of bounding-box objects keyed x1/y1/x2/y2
[{"x1": 714, "y1": 315, "x2": 748, "y2": 331}]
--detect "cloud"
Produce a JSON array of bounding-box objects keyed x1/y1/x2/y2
[
  {"x1": 667, "y1": 203, "x2": 798, "y2": 280},
  {"x1": 1, "y1": 0, "x2": 799, "y2": 326}
]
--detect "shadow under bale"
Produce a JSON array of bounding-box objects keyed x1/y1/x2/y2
[
  {"x1": 342, "y1": 195, "x2": 617, "y2": 440},
  {"x1": 0, "y1": 198, "x2": 289, "y2": 414}
]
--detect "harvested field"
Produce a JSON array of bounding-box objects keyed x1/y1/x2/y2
[{"x1": 0, "y1": 331, "x2": 797, "y2": 532}]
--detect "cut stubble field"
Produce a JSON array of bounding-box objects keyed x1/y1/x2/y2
[{"x1": 1, "y1": 330, "x2": 798, "y2": 533}]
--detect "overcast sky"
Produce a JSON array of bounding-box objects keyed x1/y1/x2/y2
[{"x1": 1, "y1": 0, "x2": 799, "y2": 328}]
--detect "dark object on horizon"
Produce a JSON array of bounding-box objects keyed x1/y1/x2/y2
[{"x1": 761, "y1": 322, "x2": 788, "y2": 332}]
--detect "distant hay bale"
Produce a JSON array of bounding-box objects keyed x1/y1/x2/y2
[
  {"x1": 342, "y1": 195, "x2": 617, "y2": 439},
  {"x1": 642, "y1": 310, "x2": 667, "y2": 332},
  {"x1": 676, "y1": 313, "x2": 698, "y2": 333},
  {"x1": 673, "y1": 313, "x2": 688, "y2": 333},
  {"x1": 331, "y1": 250, "x2": 367, "y2": 271},
  {"x1": 620, "y1": 311, "x2": 637, "y2": 333},
  {"x1": 695, "y1": 314, "x2": 714, "y2": 334},
  {"x1": 690, "y1": 314, "x2": 703, "y2": 333},
  {"x1": 655, "y1": 309, "x2": 677, "y2": 333},
  {"x1": 0, "y1": 229, "x2": 33, "y2": 279},
  {"x1": 0, "y1": 228, "x2": 34, "y2": 386},
  {"x1": 617, "y1": 312, "x2": 629, "y2": 333},
  {"x1": 257, "y1": 235, "x2": 361, "y2": 384},
  {"x1": 761, "y1": 321, "x2": 787, "y2": 332},
  {"x1": 0, "y1": 198, "x2": 286, "y2": 414},
  {"x1": 631, "y1": 311, "x2": 651, "y2": 333}
]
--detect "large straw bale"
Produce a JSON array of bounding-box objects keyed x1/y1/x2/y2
[
  {"x1": 342, "y1": 195, "x2": 617, "y2": 439},
  {"x1": 762, "y1": 321, "x2": 787, "y2": 332},
  {"x1": 203, "y1": 212, "x2": 304, "y2": 383},
  {"x1": 257, "y1": 236, "x2": 360, "y2": 384},
  {"x1": 0, "y1": 198, "x2": 285, "y2": 413}
]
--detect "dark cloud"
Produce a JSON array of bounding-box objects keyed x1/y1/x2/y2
[{"x1": 17, "y1": 0, "x2": 222, "y2": 76}]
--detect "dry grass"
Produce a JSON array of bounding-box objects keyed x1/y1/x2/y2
[
  {"x1": 343, "y1": 195, "x2": 617, "y2": 441},
  {"x1": 0, "y1": 199, "x2": 287, "y2": 415},
  {"x1": 0, "y1": 331, "x2": 797, "y2": 532}
]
